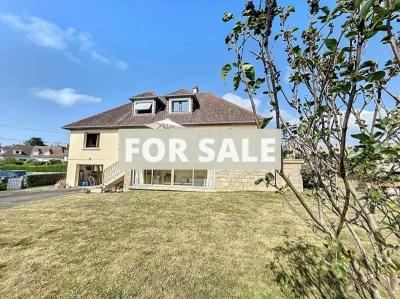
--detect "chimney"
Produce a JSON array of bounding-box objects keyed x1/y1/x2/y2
[{"x1": 192, "y1": 84, "x2": 199, "y2": 94}]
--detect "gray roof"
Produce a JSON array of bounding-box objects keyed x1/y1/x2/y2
[{"x1": 63, "y1": 89, "x2": 259, "y2": 130}]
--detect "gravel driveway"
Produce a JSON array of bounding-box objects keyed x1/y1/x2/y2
[{"x1": 0, "y1": 188, "x2": 80, "y2": 208}]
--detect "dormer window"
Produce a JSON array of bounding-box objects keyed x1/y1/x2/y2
[
  {"x1": 172, "y1": 100, "x2": 189, "y2": 113},
  {"x1": 14, "y1": 150, "x2": 21, "y2": 155},
  {"x1": 134, "y1": 101, "x2": 154, "y2": 114},
  {"x1": 169, "y1": 98, "x2": 190, "y2": 113}
]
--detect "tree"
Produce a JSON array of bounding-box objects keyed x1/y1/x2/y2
[
  {"x1": 24, "y1": 137, "x2": 46, "y2": 146},
  {"x1": 223, "y1": 1, "x2": 400, "y2": 298}
]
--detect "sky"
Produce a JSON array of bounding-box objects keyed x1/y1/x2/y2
[
  {"x1": 0, "y1": 1, "x2": 393, "y2": 146},
  {"x1": 0, "y1": 0, "x2": 272, "y2": 146}
]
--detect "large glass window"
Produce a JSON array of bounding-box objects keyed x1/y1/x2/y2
[
  {"x1": 172, "y1": 100, "x2": 189, "y2": 113},
  {"x1": 138, "y1": 169, "x2": 207, "y2": 187},
  {"x1": 193, "y1": 170, "x2": 207, "y2": 186},
  {"x1": 174, "y1": 170, "x2": 193, "y2": 185}
]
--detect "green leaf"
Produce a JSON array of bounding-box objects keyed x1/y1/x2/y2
[
  {"x1": 292, "y1": 45, "x2": 301, "y2": 55},
  {"x1": 233, "y1": 73, "x2": 241, "y2": 90},
  {"x1": 393, "y1": 0, "x2": 400, "y2": 12},
  {"x1": 222, "y1": 12, "x2": 234, "y2": 22},
  {"x1": 242, "y1": 63, "x2": 255, "y2": 81},
  {"x1": 325, "y1": 38, "x2": 338, "y2": 51},
  {"x1": 369, "y1": 71, "x2": 386, "y2": 81},
  {"x1": 360, "y1": 60, "x2": 376, "y2": 68},
  {"x1": 264, "y1": 172, "x2": 275, "y2": 183},
  {"x1": 254, "y1": 178, "x2": 264, "y2": 185},
  {"x1": 221, "y1": 64, "x2": 232, "y2": 82},
  {"x1": 360, "y1": 0, "x2": 374, "y2": 18},
  {"x1": 351, "y1": 133, "x2": 370, "y2": 142},
  {"x1": 333, "y1": 261, "x2": 347, "y2": 280},
  {"x1": 259, "y1": 116, "x2": 273, "y2": 129},
  {"x1": 346, "y1": 31, "x2": 358, "y2": 39}
]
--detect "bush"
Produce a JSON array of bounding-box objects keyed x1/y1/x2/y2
[
  {"x1": 24, "y1": 159, "x2": 46, "y2": 165},
  {"x1": 47, "y1": 159, "x2": 62, "y2": 165},
  {"x1": 25, "y1": 173, "x2": 66, "y2": 188},
  {"x1": 0, "y1": 164, "x2": 67, "y2": 172},
  {"x1": 301, "y1": 163, "x2": 315, "y2": 189},
  {"x1": 0, "y1": 182, "x2": 6, "y2": 191}
]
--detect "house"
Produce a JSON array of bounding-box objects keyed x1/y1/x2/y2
[
  {"x1": 63, "y1": 87, "x2": 304, "y2": 191},
  {"x1": 0, "y1": 145, "x2": 33, "y2": 160},
  {"x1": 0, "y1": 145, "x2": 68, "y2": 161},
  {"x1": 31, "y1": 146, "x2": 69, "y2": 161},
  {"x1": 0, "y1": 146, "x2": 12, "y2": 159}
]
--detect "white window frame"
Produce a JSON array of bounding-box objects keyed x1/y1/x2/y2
[
  {"x1": 169, "y1": 98, "x2": 191, "y2": 114},
  {"x1": 133, "y1": 100, "x2": 155, "y2": 114},
  {"x1": 83, "y1": 132, "x2": 101, "y2": 149}
]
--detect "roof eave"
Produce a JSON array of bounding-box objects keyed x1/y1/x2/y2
[{"x1": 62, "y1": 120, "x2": 258, "y2": 130}]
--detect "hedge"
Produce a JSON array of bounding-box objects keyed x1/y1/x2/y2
[
  {"x1": 25, "y1": 173, "x2": 67, "y2": 188},
  {"x1": 0, "y1": 164, "x2": 67, "y2": 172}
]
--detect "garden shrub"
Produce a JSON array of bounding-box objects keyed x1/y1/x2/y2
[
  {"x1": 25, "y1": 173, "x2": 66, "y2": 188},
  {"x1": 301, "y1": 163, "x2": 315, "y2": 189},
  {"x1": 0, "y1": 182, "x2": 6, "y2": 191},
  {"x1": 47, "y1": 159, "x2": 62, "y2": 165},
  {"x1": 0, "y1": 164, "x2": 67, "y2": 172}
]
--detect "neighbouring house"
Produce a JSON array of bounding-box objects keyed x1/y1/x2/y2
[
  {"x1": 31, "y1": 146, "x2": 69, "y2": 162},
  {"x1": 0, "y1": 145, "x2": 68, "y2": 161},
  {"x1": 0, "y1": 146, "x2": 12, "y2": 159},
  {"x1": 63, "y1": 87, "x2": 304, "y2": 191},
  {"x1": 0, "y1": 145, "x2": 33, "y2": 160}
]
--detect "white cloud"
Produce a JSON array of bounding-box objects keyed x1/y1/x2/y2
[
  {"x1": 33, "y1": 88, "x2": 102, "y2": 107},
  {"x1": 222, "y1": 93, "x2": 299, "y2": 125},
  {"x1": 222, "y1": 93, "x2": 266, "y2": 115},
  {"x1": 0, "y1": 12, "x2": 127, "y2": 70},
  {"x1": 0, "y1": 13, "x2": 70, "y2": 49}
]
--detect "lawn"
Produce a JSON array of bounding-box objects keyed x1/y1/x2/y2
[{"x1": 0, "y1": 191, "x2": 343, "y2": 298}]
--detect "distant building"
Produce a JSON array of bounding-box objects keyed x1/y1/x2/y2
[
  {"x1": 31, "y1": 146, "x2": 68, "y2": 161},
  {"x1": 0, "y1": 145, "x2": 68, "y2": 161}
]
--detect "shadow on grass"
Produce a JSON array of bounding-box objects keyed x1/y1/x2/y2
[{"x1": 267, "y1": 237, "x2": 350, "y2": 299}]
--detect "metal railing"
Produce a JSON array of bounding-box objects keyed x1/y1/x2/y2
[{"x1": 102, "y1": 161, "x2": 123, "y2": 185}]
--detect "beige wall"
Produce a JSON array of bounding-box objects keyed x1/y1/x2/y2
[
  {"x1": 66, "y1": 125, "x2": 254, "y2": 187},
  {"x1": 66, "y1": 129, "x2": 119, "y2": 187}
]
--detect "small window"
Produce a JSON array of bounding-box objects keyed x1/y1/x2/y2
[
  {"x1": 135, "y1": 101, "x2": 153, "y2": 114},
  {"x1": 85, "y1": 133, "x2": 100, "y2": 148},
  {"x1": 172, "y1": 100, "x2": 189, "y2": 113}
]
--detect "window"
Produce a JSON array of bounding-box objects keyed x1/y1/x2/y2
[
  {"x1": 85, "y1": 133, "x2": 100, "y2": 148},
  {"x1": 135, "y1": 101, "x2": 153, "y2": 114},
  {"x1": 138, "y1": 169, "x2": 208, "y2": 187},
  {"x1": 171, "y1": 100, "x2": 189, "y2": 113}
]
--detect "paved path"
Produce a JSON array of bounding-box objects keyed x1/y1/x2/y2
[{"x1": 0, "y1": 188, "x2": 80, "y2": 208}]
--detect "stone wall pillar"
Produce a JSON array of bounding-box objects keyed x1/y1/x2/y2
[
  {"x1": 123, "y1": 170, "x2": 132, "y2": 192},
  {"x1": 275, "y1": 159, "x2": 304, "y2": 191}
]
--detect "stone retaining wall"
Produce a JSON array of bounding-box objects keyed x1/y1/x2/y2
[{"x1": 215, "y1": 159, "x2": 304, "y2": 192}]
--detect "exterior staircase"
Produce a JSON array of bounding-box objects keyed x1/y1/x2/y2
[{"x1": 102, "y1": 161, "x2": 124, "y2": 189}]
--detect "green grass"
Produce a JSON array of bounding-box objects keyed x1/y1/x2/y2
[{"x1": 0, "y1": 191, "x2": 341, "y2": 298}]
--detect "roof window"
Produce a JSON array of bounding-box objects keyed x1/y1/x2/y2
[{"x1": 134, "y1": 101, "x2": 153, "y2": 114}]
